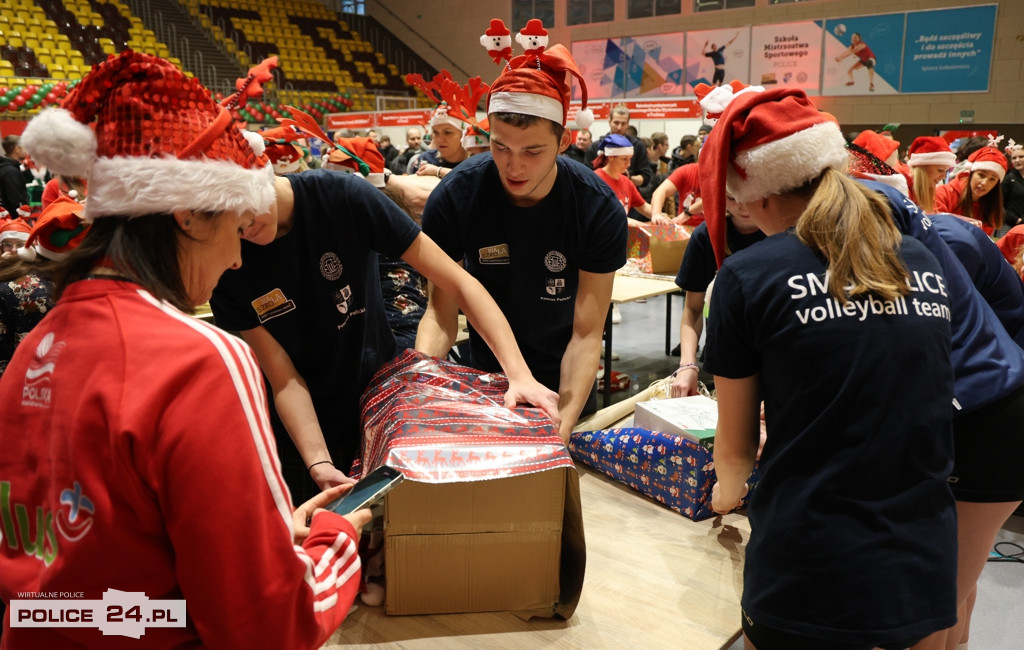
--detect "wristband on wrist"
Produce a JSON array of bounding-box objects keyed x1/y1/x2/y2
[
  {"x1": 671, "y1": 362, "x2": 698, "y2": 377},
  {"x1": 683, "y1": 207, "x2": 692, "y2": 217},
  {"x1": 436, "y1": 166, "x2": 442, "y2": 178},
  {"x1": 307, "y1": 460, "x2": 334, "y2": 474}
]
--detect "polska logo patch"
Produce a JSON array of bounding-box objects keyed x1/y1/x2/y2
[
  {"x1": 544, "y1": 251, "x2": 567, "y2": 273},
  {"x1": 22, "y1": 332, "x2": 65, "y2": 409},
  {"x1": 320, "y1": 252, "x2": 343, "y2": 281}
]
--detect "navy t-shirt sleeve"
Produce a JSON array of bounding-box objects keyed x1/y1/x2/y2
[
  {"x1": 572, "y1": 162, "x2": 628, "y2": 273},
  {"x1": 674, "y1": 223, "x2": 714, "y2": 291},
  {"x1": 702, "y1": 263, "x2": 760, "y2": 379},
  {"x1": 421, "y1": 179, "x2": 465, "y2": 262}
]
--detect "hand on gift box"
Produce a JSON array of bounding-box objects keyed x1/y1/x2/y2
[
  {"x1": 310, "y1": 461, "x2": 357, "y2": 492},
  {"x1": 711, "y1": 480, "x2": 749, "y2": 515},
  {"x1": 651, "y1": 212, "x2": 672, "y2": 226},
  {"x1": 292, "y1": 482, "x2": 373, "y2": 544},
  {"x1": 504, "y1": 376, "x2": 561, "y2": 432}
]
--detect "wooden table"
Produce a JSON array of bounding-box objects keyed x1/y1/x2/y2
[
  {"x1": 326, "y1": 391, "x2": 748, "y2": 649},
  {"x1": 602, "y1": 274, "x2": 682, "y2": 405}
]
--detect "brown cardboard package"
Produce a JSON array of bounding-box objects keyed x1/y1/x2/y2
[
  {"x1": 384, "y1": 468, "x2": 585, "y2": 618},
  {"x1": 648, "y1": 233, "x2": 689, "y2": 275},
  {"x1": 625, "y1": 223, "x2": 691, "y2": 275}
]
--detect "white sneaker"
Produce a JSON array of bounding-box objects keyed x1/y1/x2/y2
[{"x1": 611, "y1": 305, "x2": 622, "y2": 325}]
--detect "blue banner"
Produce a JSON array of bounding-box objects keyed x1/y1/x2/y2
[{"x1": 901, "y1": 5, "x2": 996, "y2": 93}]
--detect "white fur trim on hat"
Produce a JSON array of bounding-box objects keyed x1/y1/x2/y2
[
  {"x1": 85, "y1": 156, "x2": 276, "y2": 219},
  {"x1": 574, "y1": 108, "x2": 594, "y2": 130},
  {"x1": 860, "y1": 172, "x2": 910, "y2": 198},
  {"x1": 600, "y1": 145, "x2": 633, "y2": 157},
  {"x1": 0, "y1": 231, "x2": 29, "y2": 243},
  {"x1": 727, "y1": 121, "x2": 848, "y2": 204},
  {"x1": 489, "y1": 91, "x2": 564, "y2": 125},
  {"x1": 462, "y1": 133, "x2": 489, "y2": 150},
  {"x1": 971, "y1": 160, "x2": 1006, "y2": 182},
  {"x1": 21, "y1": 107, "x2": 98, "y2": 178},
  {"x1": 908, "y1": 151, "x2": 956, "y2": 169},
  {"x1": 240, "y1": 129, "x2": 266, "y2": 158}
]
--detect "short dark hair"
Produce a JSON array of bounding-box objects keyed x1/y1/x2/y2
[
  {"x1": 489, "y1": 112, "x2": 565, "y2": 141},
  {"x1": 2, "y1": 135, "x2": 20, "y2": 156},
  {"x1": 651, "y1": 132, "x2": 669, "y2": 147},
  {"x1": 53, "y1": 212, "x2": 221, "y2": 313},
  {"x1": 679, "y1": 135, "x2": 698, "y2": 149}
]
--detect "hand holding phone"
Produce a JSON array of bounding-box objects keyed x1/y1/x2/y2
[{"x1": 323, "y1": 465, "x2": 404, "y2": 516}]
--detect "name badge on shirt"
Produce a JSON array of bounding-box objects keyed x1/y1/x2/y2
[
  {"x1": 251, "y1": 288, "x2": 297, "y2": 324},
  {"x1": 478, "y1": 244, "x2": 510, "y2": 265}
]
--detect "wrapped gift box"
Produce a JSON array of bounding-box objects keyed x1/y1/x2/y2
[
  {"x1": 569, "y1": 396, "x2": 757, "y2": 521},
  {"x1": 359, "y1": 350, "x2": 585, "y2": 618},
  {"x1": 626, "y1": 223, "x2": 691, "y2": 275}
]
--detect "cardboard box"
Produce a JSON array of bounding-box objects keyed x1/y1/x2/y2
[
  {"x1": 634, "y1": 395, "x2": 718, "y2": 448},
  {"x1": 359, "y1": 350, "x2": 586, "y2": 619},
  {"x1": 384, "y1": 469, "x2": 581, "y2": 617},
  {"x1": 626, "y1": 223, "x2": 690, "y2": 275}
]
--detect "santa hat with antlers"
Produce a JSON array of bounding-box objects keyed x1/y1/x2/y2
[
  {"x1": 18, "y1": 195, "x2": 90, "y2": 261},
  {"x1": 20, "y1": 50, "x2": 275, "y2": 221},
  {"x1": 481, "y1": 18, "x2": 593, "y2": 129},
  {"x1": 406, "y1": 71, "x2": 489, "y2": 133}
]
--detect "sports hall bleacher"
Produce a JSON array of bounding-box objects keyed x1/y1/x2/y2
[{"x1": 0, "y1": 0, "x2": 433, "y2": 117}]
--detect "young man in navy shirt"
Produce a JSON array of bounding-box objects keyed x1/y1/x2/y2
[{"x1": 416, "y1": 28, "x2": 627, "y2": 441}]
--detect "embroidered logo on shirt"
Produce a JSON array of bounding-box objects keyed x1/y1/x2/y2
[
  {"x1": 546, "y1": 278, "x2": 566, "y2": 295},
  {"x1": 332, "y1": 285, "x2": 365, "y2": 330},
  {"x1": 478, "y1": 244, "x2": 510, "y2": 265},
  {"x1": 56, "y1": 481, "x2": 94, "y2": 543},
  {"x1": 251, "y1": 289, "x2": 297, "y2": 324},
  {"x1": 544, "y1": 250, "x2": 567, "y2": 273},
  {"x1": 320, "y1": 252, "x2": 343, "y2": 281},
  {"x1": 21, "y1": 332, "x2": 65, "y2": 409}
]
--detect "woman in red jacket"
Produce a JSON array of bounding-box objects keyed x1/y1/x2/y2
[
  {"x1": 934, "y1": 145, "x2": 1007, "y2": 236},
  {"x1": 1, "y1": 51, "x2": 369, "y2": 649}
]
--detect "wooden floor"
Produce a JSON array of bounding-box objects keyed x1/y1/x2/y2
[{"x1": 326, "y1": 462, "x2": 749, "y2": 649}]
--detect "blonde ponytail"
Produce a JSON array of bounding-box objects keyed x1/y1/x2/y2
[{"x1": 795, "y1": 169, "x2": 909, "y2": 303}]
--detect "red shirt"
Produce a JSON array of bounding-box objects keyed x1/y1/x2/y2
[
  {"x1": 935, "y1": 174, "x2": 992, "y2": 236},
  {"x1": 596, "y1": 167, "x2": 645, "y2": 214},
  {"x1": 0, "y1": 279, "x2": 361, "y2": 649},
  {"x1": 667, "y1": 163, "x2": 701, "y2": 210}
]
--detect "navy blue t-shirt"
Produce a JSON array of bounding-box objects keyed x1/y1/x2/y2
[
  {"x1": 674, "y1": 219, "x2": 766, "y2": 293},
  {"x1": 864, "y1": 180, "x2": 1024, "y2": 412},
  {"x1": 210, "y1": 170, "x2": 421, "y2": 471},
  {"x1": 422, "y1": 153, "x2": 627, "y2": 390},
  {"x1": 929, "y1": 212, "x2": 1024, "y2": 347},
  {"x1": 704, "y1": 231, "x2": 956, "y2": 643}
]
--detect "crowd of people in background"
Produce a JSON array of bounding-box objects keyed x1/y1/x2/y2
[{"x1": 2, "y1": 27, "x2": 1024, "y2": 648}]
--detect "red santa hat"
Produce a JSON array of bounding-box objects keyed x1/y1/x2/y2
[
  {"x1": 17, "y1": 195, "x2": 90, "y2": 261},
  {"x1": 485, "y1": 20, "x2": 593, "y2": 129},
  {"x1": 17, "y1": 205, "x2": 32, "y2": 220},
  {"x1": 0, "y1": 218, "x2": 32, "y2": 245},
  {"x1": 698, "y1": 87, "x2": 848, "y2": 267},
  {"x1": 20, "y1": 50, "x2": 275, "y2": 221},
  {"x1": 259, "y1": 125, "x2": 306, "y2": 174},
  {"x1": 967, "y1": 146, "x2": 1008, "y2": 181},
  {"x1": 428, "y1": 102, "x2": 465, "y2": 132},
  {"x1": 907, "y1": 136, "x2": 956, "y2": 169},
  {"x1": 462, "y1": 118, "x2": 491, "y2": 151},
  {"x1": 0, "y1": 206, "x2": 9, "y2": 221},
  {"x1": 852, "y1": 130, "x2": 900, "y2": 166},
  {"x1": 325, "y1": 137, "x2": 388, "y2": 188}
]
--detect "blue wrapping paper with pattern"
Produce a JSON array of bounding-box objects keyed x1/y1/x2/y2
[{"x1": 569, "y1": 427, "x2": 756, "y2": 521}]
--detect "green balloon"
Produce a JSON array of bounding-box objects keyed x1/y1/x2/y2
[{"x1": 0, "y1": 98, "x2": 9, "y2": 108}]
